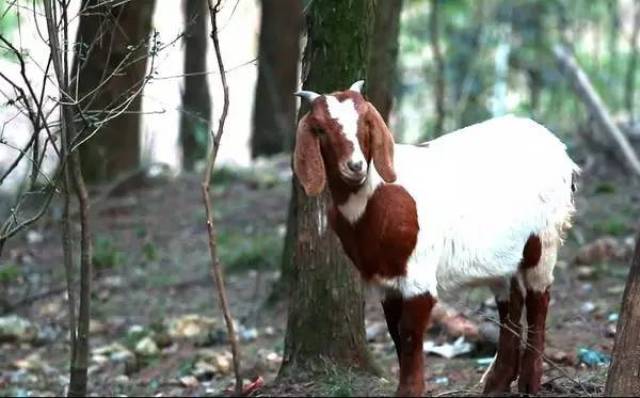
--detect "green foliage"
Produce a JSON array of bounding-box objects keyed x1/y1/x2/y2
[
  {"x1": 0, "y1": 1, "x2": 18, "y2": 36},
  {"x1": 0, "y1": 264, "x2": 20, "y2": 283},
  {"x1": 593, "y1": 215, "x2": 628, "y2": 237},
  {"x1": 319, "y1": 366, "x2": 356, "y2": 397},
  {"x1": 0, "y1": 1, "x2": 20, "y2": 59},
  {"x1": 93, "y1": 236, "x2": 124, "y2": 269},
  {"x1": 142, "y1": 241, "x2": 158, "y2": 263},
  {"x1": 594, "y1": 182, "x2": 617, "y2": 195},
  {"x1": 396, "y1": 0, "x2": 637, "y2": 141},
  {"x1": 212, "y1": 165, "x2": 280, "y2": 190},
  {"x1": 217, "y1": 230, "x2": 283, "y2": 272}
]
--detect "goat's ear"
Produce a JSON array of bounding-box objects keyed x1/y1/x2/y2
[
  {"x1": 366, "y1": 102, "x2": 396, "y2": 183},
  {"x1": 294, "y1": 114, "x2": 326, "y2": 196}
]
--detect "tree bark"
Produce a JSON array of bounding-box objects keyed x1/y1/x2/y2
[
  {"x1": 553, "y1": 45, "x2": 640, "y2": 177},
  {"x1": 367, "y1": 0, "x2": 403, "y2": 123},
  {"x1": 429, "y1": 0, "x2": 446, "y2": 136},
  {"x1": 250, "y1": 0, "x2": 303, "y2": 158},
  {"x1": 180, "y1": 0, "x2": 211, "y2": 171},
  {"x1": 279, "y1": 0, "x2": 377, "y2": 378},
  {"x1": 605, "y1": 234, "x2": 640, "y2": 396},
  {"x1": 74, "y1": 0, "x2": 156, "y2": 183}
]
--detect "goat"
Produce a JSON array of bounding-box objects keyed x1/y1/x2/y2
[{"x1": 292, "y1": 81, "x2": 579, "y2": 397}]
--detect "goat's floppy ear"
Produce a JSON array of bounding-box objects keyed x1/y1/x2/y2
[
  {"x1": 294, "y1": 114, "x2": 326, "y2": 196},
  {"x1": 366, "y1": 102, "x2": 396, "y2": 183}
]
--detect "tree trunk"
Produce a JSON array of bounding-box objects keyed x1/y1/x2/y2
[
  {"x1": 367, "y1": 0, "x2": 403, "y2": 123},
  {"x1": 605, "y1": 234, "x2": 640, "y2": 396},
  {"x1": 429, "y1": 0, "x2": 445, "y2": 136},
  {"x1": 626, "y1": 0, "x2": 640, "y2": 122},
  {"x1": 250, "y1": 0, "x2": 303, "y2": 158},
  {"x1": 74, "y1": 0, "x2": 156, "y2": 183},
  {"x1": 180, "y1": 0, "x2": 211, "y2": 171},
  {"x1": 279, "y1": 0, "x2": 377, "y2": 378}
]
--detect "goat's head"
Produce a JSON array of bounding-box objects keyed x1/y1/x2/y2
[{"x1": 293, "y1": 80, "x2": 396, "y2": 196}]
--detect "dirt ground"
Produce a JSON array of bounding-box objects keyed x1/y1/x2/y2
[{"x1": 0, "y1": 151, "x2": 639, "y2": 397}]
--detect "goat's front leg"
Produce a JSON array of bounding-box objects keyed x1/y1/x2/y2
[
  {"x1": 518, "y1": 288, "x2": 550, "y2": 394},
  {"x1": 395, "y1": 293, "x2": 435, "y2": 397},
  {"x1": 483, "y1": 278, "x2": 524, "y2": 394}
]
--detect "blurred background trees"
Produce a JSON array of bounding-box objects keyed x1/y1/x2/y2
[
  {"x1": 180, "y1": 0, "x2": 211, "y2": 171},
  {"x1": 74, "y1": 0, "x2": 157, "y2": 183},
  {"x1": 250, "y1": 0, "x2": 303, "y2": 158}
]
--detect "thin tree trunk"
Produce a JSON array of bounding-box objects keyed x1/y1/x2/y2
[
  {"x1": 367, "y1": 0, "x2": 403, "y2": 123},
  {"x1": 75, "y1": 0, "x2": 156, "y2": 182},
  {"x1": 202, "y1": 0, "x2": 242, "y2": 394},
  {"x1": 605, "y1": 234, "x2": 640, "y2": 396},
  {"x1": 430, "y1": 0, "x2": 445, "y2": 136},
  {"x1": 279, "y1": 0, "x2": 378, "y2": 379},
  {"x1": 44, "y1": 1, "x2": 93, "y2": 395},
  {"x1": 251, "y1": 0, "x2": 303, "y2": 158},
  {"x1": 554, "y1": 45, "x2": 640, "y2": 177},
  {"x1": 626, "y1": 0, "x2": 640, "y2": 122},
  {"x1": 180, "y1": 0, "x2": 211, "y2": 171}
]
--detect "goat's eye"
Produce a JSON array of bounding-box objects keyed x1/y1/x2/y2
[{"x1": 313, "y1": 127, "x2": 324, "y2": 135}]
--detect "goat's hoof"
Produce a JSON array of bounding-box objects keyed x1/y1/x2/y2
[
  {"x1": 518, "y1": 355, "x2": 543, "y2": 394},
  {"x1": 395, "y1": 381, "x2": 424, "y2": 397},
  {"x1": 482, "y1": 370, "x2": 516, "y2": 395}
]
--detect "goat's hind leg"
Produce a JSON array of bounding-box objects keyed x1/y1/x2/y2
[
  {"x1": 519, "y1": 236, "x2": 556, "y2": 394},
  {"x1": 483, "y1": 277, "x2": 524, "y2": 394},
  {"x1": 518, "y1": 288, "x2": 550, "y2": 394}
]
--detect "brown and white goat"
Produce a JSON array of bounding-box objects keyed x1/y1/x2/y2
[{"x1": 293, "y1": 81, "x2": 579, "y2": 397}]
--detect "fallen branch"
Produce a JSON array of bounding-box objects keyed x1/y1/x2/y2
[
  {"x1": 553, "y1": 44, "x2": 640, "y2": 177},
  {"x1": 203, "y1": 1, "x2": 242, "y2": 395}
]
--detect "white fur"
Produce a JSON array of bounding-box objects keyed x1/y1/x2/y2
[
  {"x1": 325, "y1": 96, "x2": 367, "y2": 170},
  {"x1": 338, "y1": 115, "x2": 579, "y2": 299}
]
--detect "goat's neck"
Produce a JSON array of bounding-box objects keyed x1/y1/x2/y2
[{"x1": 328, "y1": 165, "x2": 382, "y2": 225}]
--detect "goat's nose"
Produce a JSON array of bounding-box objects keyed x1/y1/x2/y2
[{"x1": 347, "y1": 160, "x2": 363, "y2": 173}]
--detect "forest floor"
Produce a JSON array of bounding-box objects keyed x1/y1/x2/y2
[{"x1": 1, "y1": 150, "x2": 639, "y2": 397}]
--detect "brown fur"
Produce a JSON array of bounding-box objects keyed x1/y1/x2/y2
[
  {"x1": 383, "y1": 293, "x2": 436, "y2": 397},
  {"x1": 293, "y1": 92, "x2": 396, "y2": 197},
  {"x1": 519, "y1": 289, "x2": 550, "y2": 393},
  {"x1": 521, "y1": 234, "x2": 542, "y2": 269},
  {"x1": 483, "y1": 278, "x2": 525, "y2": 394},
  {"x1": 293, "y1": 114, "x2": 326, "y2": 195},
  {"x1": 365, "y1": 102, "x2": 396, "y2": 183},
  {"x1": 328, "y1": 184, "x2": 419, "y2": 280}
]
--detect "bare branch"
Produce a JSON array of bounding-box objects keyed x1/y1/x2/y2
[{"x1": 203, "y1": 0, "x2": 242, "y2": 395}]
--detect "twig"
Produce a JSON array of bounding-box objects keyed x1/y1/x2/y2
[
  {"x1": 483, "y1": 313, "x2": 592, "y2": 396},
  {"x1": 203, "y1": 0, "x2": 242, "y2": 395}
]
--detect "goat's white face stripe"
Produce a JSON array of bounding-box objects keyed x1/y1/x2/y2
[{"x1": 325, "y1": 96, "x2": 366, "y2": 167}]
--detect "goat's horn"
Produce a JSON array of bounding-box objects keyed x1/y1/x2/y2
[
  {"x1": 349, "y1": 80, "x2": 365, "y2": 93},
  {"x1": 294, "y1": 90, "x2": 320, "y2": 102}
]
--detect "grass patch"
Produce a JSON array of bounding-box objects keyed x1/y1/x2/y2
[
  {"x1": 212, "y1": 165, "x2": 281, "y2": 190},
  {"x1": 320, "y1": 369, "x2": 355, "y2": 397},
  {"x1": 593, "y1": 216, "x2": 628, "y2": 236},
  {"x1": 217, "y1": 230, "x2": 283, "y2": 272},
  {"x1": 593, "y1": 182, "x2": 616, "y2": 195},
  {"x1": 0, "y1": 264, "x2": 20, "y2": 283},
  {"x1": 93, "y1": 235, "x2": 124, "y2": 269}
]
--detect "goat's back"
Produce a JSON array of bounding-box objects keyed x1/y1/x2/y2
[{"x1": 388, "y1": 115, "x2": 578, "y2": 295}]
